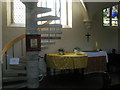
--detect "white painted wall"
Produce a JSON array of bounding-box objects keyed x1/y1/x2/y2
[{"x1": 0, "y1": 1, "x2": 2, "y2": 90}]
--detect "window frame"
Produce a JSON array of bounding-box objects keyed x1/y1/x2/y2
[{"x1": 7, "y1": 0, "x2": 25, "y2": 27}]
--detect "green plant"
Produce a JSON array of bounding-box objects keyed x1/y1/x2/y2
[
  {"x1": 73, "y1": 47, "x2": 81, "y2": 51},
  {"x1": 58, "y1": 48, "x2": 65, "y2": 52}
]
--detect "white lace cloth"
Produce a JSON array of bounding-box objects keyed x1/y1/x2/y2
[{"x1": 80, "y1": 51, "x2": 108, "y2": 63}]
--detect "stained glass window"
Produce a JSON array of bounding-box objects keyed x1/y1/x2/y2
[
  {"x1": 103, "y1": 5, "x2": 118, "y2": 27},
  {"x1": 103, "y1": 8, "x2": 110, "y2": 26},
  {"x1": 112, "y1": 5, "x2": 118, "y2": 26}
]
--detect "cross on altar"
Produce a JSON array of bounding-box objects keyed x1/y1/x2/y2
[{"x1": 85, "y1": 32, "x2": 91, "y2": 42}]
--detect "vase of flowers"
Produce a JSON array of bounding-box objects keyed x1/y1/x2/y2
[
  {"x1": 58, "y1": 48, "x2": 65, "y2": 55},
  {"x1": 73, "y1": 47, "x2": 81, "y2": 55}
]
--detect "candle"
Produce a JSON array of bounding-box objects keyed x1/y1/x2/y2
[{"x1": 95, "y1": 42, "x2": 98, "y2": 48}]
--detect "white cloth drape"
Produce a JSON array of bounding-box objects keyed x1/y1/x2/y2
[{"x1": 80, "y1": 51, "x2": 108, "y2": 63}]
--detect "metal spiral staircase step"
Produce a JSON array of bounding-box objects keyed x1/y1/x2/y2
[
  {"x1": 3, "y1": 70, "x2": 27, "y2": 77},
  {"x1": 9, "y1": 64, "x2": 26, "y2": 70},
  {"x1": 37, "y1": 24, "x2": 62, "y2": 28},
  {"x1": 37, "y1": 7, "x2": 51, "y2": 14},
  {"x1": 37, "y1": 15, "x2": 60, "y2": 21},
  {"x1": 3, "y1": 76, "x2": 27, "y2": 83},
  {"x1": 27, "y1": 30, "x2": 62, "y2": 34},
  {"x1": 41, "y1": 46, "x2": 48, "y2": 50},
  {"x1": 41, "y1": 36, "x2": 61, "y2": 39},
  {"x1": 41, "y1": 41, "x2": 55, "y2": 45},
  {"x1": 3, "y1": 81, "x2": 27, "y2": 89}
]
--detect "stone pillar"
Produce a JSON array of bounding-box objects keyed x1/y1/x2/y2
[
  {"x1": 21, "y1": 1, "x2": 40, "y2": 88},
  {"x1": 26, "y1": 52, "x2": 39, "y2": 88},
  {"x1": 0, "y1": 1, "x2": 2, "y2": 90},
  {"x1": 25, "y1": 2, "x2": 37, "y2": 34}
]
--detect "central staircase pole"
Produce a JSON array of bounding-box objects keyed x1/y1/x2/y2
[{"x1": 21, "y1": 0, "x2": 40, "y2": 88}]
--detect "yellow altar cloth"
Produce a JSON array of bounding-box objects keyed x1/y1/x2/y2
[{"x1": 46, "y1": 52, "x2": 88, "y2": 70}]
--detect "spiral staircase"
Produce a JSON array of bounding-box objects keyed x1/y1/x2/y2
[{"x1": 2, "y1": 0, "x2": 62, "y2": 89}]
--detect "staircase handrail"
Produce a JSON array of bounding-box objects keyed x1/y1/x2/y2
[{"x1": 1, "y1": 34, "x2": 25, "y2": 62}]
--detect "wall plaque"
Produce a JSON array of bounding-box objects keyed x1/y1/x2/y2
[{"x1": 26, "y1": 34, "x2": 41, "y2": 51}]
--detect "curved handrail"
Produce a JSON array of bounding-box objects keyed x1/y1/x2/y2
[{"x1": 1, "y1": 34, "x2": 25, "y2": 60}]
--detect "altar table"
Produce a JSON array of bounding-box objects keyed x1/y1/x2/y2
[
  {"x1": 46, "y1": 51, "x2": 107, "y2": 74},
  {"x1": 46, "y1": 52, "x2": 88, "y2": 70},
  {"x1": 81, "y1": 51, "x2": 107, "y2": 73}
]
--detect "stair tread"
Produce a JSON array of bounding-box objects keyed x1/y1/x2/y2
[
  {"x1": 9, "y1": 64, "x2": 26, "y2": 70},
  {"x1": 38, "y1": 30, "x2": 62, "y2": 34},
  {"x1": 3, "y1": 82, "x2": 27, "y2": 88},
  {"x1": 37, "y1": 15, "x2": 60, "y2": 21},
  {"x1": 27, "y1": 30, "x2": 62, "y2": 34},
  {"x1": 37, "y1": 24, "x2": 62, "y2": 28},
  {"x1": 41, "y1": 41, "x2": 55, "y2": 45},
  {"x1": 37, "y1": 7, "x2": 51, "y2": 14},
  {"x1": 41, "y1": 36, "x2": 61, "y2": 39},
  {"x1": 3, "y1": 76, "x2": 27, "y2": 82},
  {"x1": 9, "y1": 63, "x2": 26, "y2": 66},
  {"x1": 41, "y1": 46, "x2": 48, "y2": 50},
  {"x1": 9, "y1": 67, "x2": 26, "y2": 70},
  {"x1": 4, "y1": 70, "x2": 26, "y2": 74}
]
